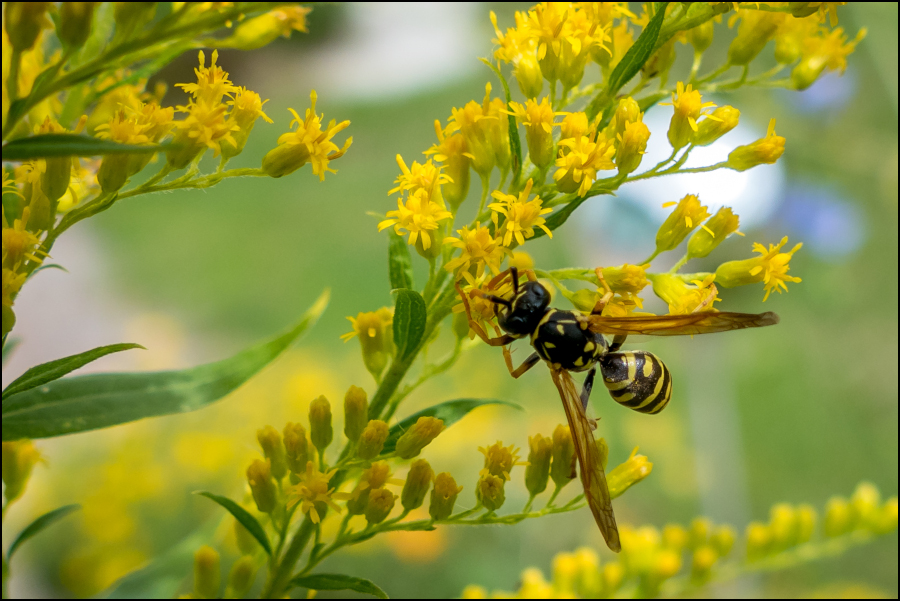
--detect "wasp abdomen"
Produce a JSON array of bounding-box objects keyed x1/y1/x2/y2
[{"x1": 599, "y1": 351, "x2": 672, "y2": 414}]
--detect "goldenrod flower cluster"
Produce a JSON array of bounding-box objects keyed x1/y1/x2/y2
[{"x1": 462, "y1": 482, "x2": 898, "y2": 599}]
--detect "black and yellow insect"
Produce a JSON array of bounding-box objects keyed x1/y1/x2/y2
[{"x1": 458, "y1": 267, "x2": 778, "y2": 552}]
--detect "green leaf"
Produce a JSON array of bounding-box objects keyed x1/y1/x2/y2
[
  {"x1": 1, "y1": 291, "x2": 328, "y2": 440},
  {"x1": 7, "y1": 504, "x2": 80, "y2": 559},
  {"x1": 2, "y1": 338, "x2": 20, "y2": 366},
  {"x1": 387, "y1": 230, "x2": 414, "y2": 291},
  {"x1": 382, "y1": 398, "x2": 522, "y2": 455},
  {"x1": 480, "y1": 58, "x2": 523, "y2": 181},
  {"x1": 2, "y1": 134, "x2": 168, "y2": 161},
  {"x1": 3, "y1": 343, "x2": 145, "y2": 398},
  {"x1": 587, "y1": 2, "x2": 669, "y2": 119},
  {"x1": 289, "y1": 574, "x2": 388, "y2": 599},
  {"x1": 101, "y1": 518, "x2": 219, "y2": 599},
  {"x1": 391, "y1": 289, "x2": 426, "y2": 361},
  {"x1": 194, "y1": 491, "x2": 271, "y2": 556}
]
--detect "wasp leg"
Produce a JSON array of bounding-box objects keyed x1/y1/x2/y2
[
  {"x1": 510, "y1": 266, "x2": 519, "y2": 294},
  {"x1": 506, "y1": 351, "x2": 540, "y2": 378},
  {"x1": 524, "y1": 269, "x2": 537, "y2": 282},
  {"x1": 455, "y1": 281, "x2": 517, "y2": 346},
  {"x1": 608, "y1": 334, "x2": 628, "y2": 353},
  {"x1": 486, "y1": 268, "x2": 513, "y2": 291},
  {"x1": 591, "y1": 267, "x2": 614, "y2": 315},
  {"x1": 581, "y1": 366, "x2": 597, "y2": 411}
]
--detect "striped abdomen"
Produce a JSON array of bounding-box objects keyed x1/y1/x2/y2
[{"x1": 599, "y1": 351, "x2": 672, "y2": 414}]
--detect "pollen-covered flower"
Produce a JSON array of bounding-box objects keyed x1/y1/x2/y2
[
  {"x1": 508, "y1": 98, "x2": 557, "y2": 168},
  {"x1": 221, "y1": 87, "x2": 273, "y2": 158},
  {"x1": 287, "y1": 461, "x2": 351, "y2": 524},
  {"x1": 176, "y1": 50, "x2": 237, "y2": 106},
  {"x1": 554, "y1": 133, "x2": 616, "y2": 196},
  {"x1": 655, "y1": 194, "x2": 711, "y2": 254},
  {"x1": 167, "y1": 99, "x2": 239, "y2": 170},
  {"x1": 651, "y1": 274, "x2": 720, "y2": 315},
  {"x1": 489, "y1": 179, "x2": 553, "y2": 246},
  {"x1": 716, "y1": 236, "x2": 803, "y2": 301},
  {"x1": 378, "y1": 188, "x2": 452, "y2": 251},
  {"x1": 727, "y1": 118, "x2": 786, "y2": 171},
  {"x1": 479, "y1": 441, "x2": 526, "y2": 481},
  {"x1": 444, "y1": 226, "x2": 508, "y2": 285},
  {"x1": 662, "y1": 82, "x2": 717, "y2": 150},
  {"x1": 262, "y1": 91, "x2": 352, "y2": 179}
]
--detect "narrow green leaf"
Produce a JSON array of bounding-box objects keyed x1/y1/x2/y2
[
  {"x1": 2, "y1": 134, "x2": 168, "y2": 161},
  {"x1": 102, "y1": 518, "x2": 219, "y2": 599},
  {"x1": 387, "y1": 230, "x2": 414, "y2": 291},
  {"x1": 391, "y1": 289, "x2": 426, "y2": 361},
  {"x1": 3, "y1": 343, "x2": 145, "y2": 398},
  {"x1": 7, "y1": 504, "x2": 80, "y2": 559},
  {"x1": 480, "y1": 58, "x2": 523, "y2": 182},
  {"x1": 382, "y1": 398, "x2": 522, "y2": 455},
  {"x1": 26, "y1": 262, "x2": 69, "y2": 279},
  {"x1": 587, "y1": 2, "x2": 669, "y2": 118},
  {"x1": 194, "y1": 491, "x2": 271, "y2": 556},
  {"x1": 289, "y1": 574, "x2": 388, "y2": 599},
  {"x1": 1, "y1": 291, "x2": 328, "y2": 440},
  {"x1": 534, "y1": 196, "x2": 590, "y2": 237}
]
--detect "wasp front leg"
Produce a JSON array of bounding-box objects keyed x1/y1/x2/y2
[
  {"x1": 591, "y1": 267, "x2": 615, "y2": 315},
  {"x1": 455, "y1": 281, "x2": 516, "y2": 347}
]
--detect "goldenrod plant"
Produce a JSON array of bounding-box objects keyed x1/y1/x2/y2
[{"x1": 1, "y1": 2, "x2": 890, "y2": 599}]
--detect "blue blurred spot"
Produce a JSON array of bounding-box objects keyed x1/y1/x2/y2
[
  {"x1": 786, "y1": 70, "x2": 857, "y2": 112},
  {"x1": 781, "y1": 184, "x2": 865, "y2": 259}
]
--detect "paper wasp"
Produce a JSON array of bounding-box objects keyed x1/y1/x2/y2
[{"x1": 457, "y1": 267, "x2": 778, "y2": 552}]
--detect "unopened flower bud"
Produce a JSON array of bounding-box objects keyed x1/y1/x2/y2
[
  {"x1": 395, "y1": 416, "x2": 444, "y2": 459},
  {"x1": 689, "y1": 516, "x2": 712, "y2": 549},
  {"x1": 514, "y1": 98, "x2": 555, "y2": 169},
  {"x1": 479, "y1": 441, "x2": 522, "y2": 481},
  {"x1": 662, "y1": 523, "x2": 689, "y2": 552},
  {"x1": 219, "y1": 7, "x2": 311, "y2": 50},
  {"x1": 437, "y1": 130, "x2": 470, "y2": 211},
  {"x1": 851, "y1": 482, "x2": 881, "y2": 529},
  {"x1": 656, "y1": 194, "x2": 710, "y2": 254},
  {"x1": 728, "y1": 12, "x2": 784, "y2": 66},
  {"x1": 601, "y1": 562, "x2": 624, "y2": 596},
  {"x1": 745, "y1": 521, "x2": 771, "y2": 561},
  {"x1": 2, "y1": 440, "x2": 42, "y2": 503},
  {"x1": 343, "y1": 385, "x2": 369, "y2": 443},
  {"x1": 429, "y1": 472, "x2": 462, "y2": 520},
  {"x1": 769, "y1": 503, "x2": 798, "y2": 549},
  {"x1": 525, "y1": 434, "x2": 552, "y2": 497},
  {"x1": 727, "y1": 119, "x2": 785, "y2": 171},
  {"x1": 401, "y1": 459, "x2": 434, "y2": 511},
  {"x1": 600, "y1": 264, "x2": 649, "y2": 295},
  {"x1": 514, "y1": 55, "x2": 544, "y2": 99},
  {"x1": 257, "y1": 426, "x2": 287, "y2": 480},
  {"x1": 690, "y1": 545, "x2": 717, "y2": 581},
  {"x1": 654, "y1": 548, "x2": 682, "y2": 581},
  {"x1": 461, "y1": 585, "x2": 488, "y2": 599},
  {"x1": 687, "y1": 20, "x2": 715, "y2": 53},
  {"x1": 364, "y1": 488, "x2": 396, "y2": 525},
  {"x1": 824, "y1": 496, "x2": 853, "y2": 537},
  {"x1": 871, "y1": 497, "x2": 898, "y2": 535},
  {"x1": 616, "y1": 121, "x2": 650, "y2": 175},
  {"x1": 795, "y1": 504, "x2": 817, "y2": 543},
  {"x1": 343, "y1": 308, "x2": 394, "y2": 380},
  {"x1": 550, "y1": 424, "x2": 576, "y2": 488},
  {"x1": 687, "y1": 207, "x2": 740, "y2": 259},
  {"x1": 571, "y1": 547, "x2": 601, "y2": 597},
  {"x1": 347, "y1": 462, "x2": 393, "y2": 515},
  {"x1": 607, "y1": 450, "x2": 652, "y2": 499},
  {"x1": 4, "y1": 2, "x2": 51, "y2": 52},
  {"x1": 476, "y1": 473, "x2": 506, "y2": 511},
  {"x1": 552, "y1": 551, "x2": 578, "y2": 595},
  {"x1": 193, "y1": 545, "x2": 220, "y2": 599},
  {"x1": 224, "y1": 555, "x2": 256, "y2": 599},
  {"x1": 693, "y1": 106, "x2": 740, "y2": 147},
  {"x1": 246, "y1": 459, "x2": 277, "y2": 513},
  {"x1": 59, "y1": 2, "x2": 98, "y2": 50},
  {"x1": 283, "y1": 422, "x2": 310, "y2": 475},
  {"x1": 710, "y1": 525, "x2": 736, "y2": 557},
  {"x1": 357, "y1": 419, "x2": 389, "y2": 460},
  {"x1": 308, "y1": 395, "x2": 333, "y2": 456}
]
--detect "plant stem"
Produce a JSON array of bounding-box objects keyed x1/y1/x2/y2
[{"x1": 261, "y1": 517, "x2": 315, "y2": 599}]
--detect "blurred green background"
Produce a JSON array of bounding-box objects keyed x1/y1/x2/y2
[{"x1": 3, "y1": 3, "x2": 897, "y2": 598}]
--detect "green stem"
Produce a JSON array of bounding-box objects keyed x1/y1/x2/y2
[
  {"x1": 668, "y1": 253, "x2": 690, "y2": 273},
  {"x1": 7, "y1": 50, "x2": 22, "y2": 108},
  {"x1": 262, "y1": 517, "x2": 315, "y2": 599}
]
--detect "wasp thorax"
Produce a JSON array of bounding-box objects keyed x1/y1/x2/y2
[{"x1": 498, "y1": 281, "x2": 551, "y2": 337}]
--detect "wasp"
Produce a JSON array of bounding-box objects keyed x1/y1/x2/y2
[{"x1": 457, "y1": 266, "x2": 778, "y2": 552}]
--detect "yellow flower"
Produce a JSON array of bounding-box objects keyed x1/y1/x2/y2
[
  {"x1": 378, "y1": 188, "x2": 452, "y2": 251},
  {"x1": 1, "y1": 268, "x2": 27, "y2": 308},
  {"x1": 478, "y1": 441, "x2": 526, "y2": 481},
  {"x1": 2, "y1": 439, "x2": 43, "y2": 502},
  {"x1": 687, "y1": 206, "x2": 742, "y2": 259},
  {"x1": 655, "y1": 194, "x2": 711, "y2": 253},
  {"x1": 727, "y1": 118, "x2": 786, "y2": 171},
  {"x1": 446, "y1": 84, "x2": 509, "y2": 177},
  {"x1": 716, "y1": 236, "x2": 803, "y2": 301},
  {"x1": 554, "y1": 133, "x2": 616, "y2": 196},
  {"x1": 444, "y1": 226, "x2": 508, "y2": 285},
  {"x1": 661, "y1": 82, "x2": 717, "y2": 150},
  {"x1": 167, "y1": 99, "x2": 239, "y2": 170},
  {"x1": 388, "y1": 155, "x2": 450, "y2": 199},
  {"x1": 651, "y1": 274, "x2": 721, "y2": 315},
  {"x1": 693, "y1": 105, "x2": 740, "y2": 146},
  {"x1": 508, "y1": 98, "x2": 558, "y2": 169},
  {"x1": 221, "y1": 87, "x2": 273, "y2": 158},
  {"x1": 792, "y1": 26, "x2": 866, "y2": 90},
  {"x1": 2, "y1": 207, "x2": 46, "y2": 267},
  {"x1": 287, "y1": 461, "x2": 351, "y2": 524},
  {"x1": 341, "y1": 307, "x2": 393, "y2": 379},
  {"x1": 425, "y1": 122, "x2": 470, "y2": 210},
  {"x1": 488, "y1": 179, "x2": 553, "y2": 246},
  {"x1": 616, "y1": 120, "x2": 651, "y2": 175},
  {"x1": 560, "y1": 111, "x2": 589, "y2": 140},
  {"x1": 176, "y1": 50, "x2": 237, "y2": 106},
  {"x1": 262, "y1": 91, "x2": 352, "y2": 179}
]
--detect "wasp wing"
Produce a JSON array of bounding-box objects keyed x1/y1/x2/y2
[
  {"x1": 550, "y1": 367, "x2": 621, "y2": 552},
  {"x1": 588, "y1": 311, "x2": 779, "y2": 337}
]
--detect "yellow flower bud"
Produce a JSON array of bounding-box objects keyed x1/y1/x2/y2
[
  {"x1": 728, "y1": 11, "x2": 784, "y2": 66},
  {"x1": 225, "y1": 556, "x2": 256, "y2": 599},
  {"x1": 342, "y1": 308, "x2": 394, "y2": 380},
  {"x1": 693, "y1": 106, "x2": 740, "y2": 147},
  {"x1": 395, "y1": 416, "x2": 444, "y2": 459},
  {"x1": 727, "y1": 119, "x2": 785, "y2": 171},
  {"x1": 871, "y1": 497, "x2": 898, "y2": 535},
  {"x1": 607, "y1": 450, "x2": 652, "y2": 499},
  {"x1": 572, "y1": 547, "x2": 601, "y2": 597},
  {"x1": 517, "y1": 568, "x2": 552, "y2": 598},
  {"x1": 600, "y1": 264, "x2": 650, "y2": 295},
  {"x1": 601, "y1": 562, "x2": 624, "y2": 596},
  {"x1": 616, "y1": 121, "x2": 650, "y2": 175},
  {"x1": 690, "y1": 545, "x2": 717, "y2": 581},
  {"x1": 364, "y1": 488, "x2": 396, "y2": 525},
  {"x1": 686, "y1": 20, "x2": 714, "y2": 53},
  {"x1": 745, "y1": 521, "x2": 771, "y2": 561},
  {"x1": 560, "y1": 112, "x2": 589, "y2": 140},
  {"x1": 525, "y1": 434, "x2": 552, "y2": 497},
  {"x1": 710, "y1": 525, "x2": 736, "y2": 557},
  {"x1": 2, "y1": 440, "x2": 42, "y2": 503},
  {"x1": 654, "y1": 548, "x2": 682, "y2": 580},
  {"x1": 851, "y1": 481, "x2": 882, "y2": 528},
  {"x1": 689, "y1": 516, "x2": 712, "y2": 549},
  {"x1": 343, "y1": 385, "x2": 369, "y2": 444},
  {"x1": 552, "y1": 551, "x2": 578, "y2": 595},
  {"x1": 476, "y1": 473, "x2": 506, "y2": 511},
  {"x1": 687, "y1": 207, "x2": 741, "y2": 259},
  {"x1": 256, "y1": 425, "x2": 288, "y2": 480},
  {"x1": 246, "y1": 459, "x2": 277, "y2": 513},
  {"x1": 234, "y1": 518, "x2": 259, "y2": 556},
  {"x1": 796, "y1": 504, "x2": 817, "y2": 544},
  {"x1": 308, "y1": 395, "x2": 333, "y2": 456},
  {"x1": 824, "y1": 496, "x2": 853, "y2": 537},
  {"x1": 401, "y1": 459, "x2": 434, "y2": 511},
  {"x1": 510, "y1": 98, "x2": 556, "y2": 169},
  {"x1": 58, "y1": 2, "x2": 99, "y2": 50},
  {"x1": 550, "y1": 424, "x2": 576, "y2": 489},
  {"x1": 429, "y1": 472, "x2": 462, "y2": 520},
  {"x1": 479, "y1": 441, "x2": 523, "y2": 481},
  {"x1": 357, "y1": 419, "x2": 389, "y2": 460},
  {"x1": 193, "y1": 545, "x2": 221, "y2": 599},
  {"x1": 656, "y1": 194, "x2": 710, "y2": 253},
  {"x1": 461, "y1": 585, "x2": 488, "y2": 599},
  {"x1": 219, "y1": 7, "x2": 311, "y2": 50},
  {"x1": 4, "y1": 2, "x2": 52, "y2": 52},
  {"x1": 769, "y1": 503, "x2": 798, "y2": 549},
  {"x1": 662, "y1": 523, "x2": 689, "y2": 552},
  {"x1": 514, "y1": 54, "x2": 544, "y2": 99},
  {"x1": 283, "y1": 422, "x2": 310, "y2": 475}
]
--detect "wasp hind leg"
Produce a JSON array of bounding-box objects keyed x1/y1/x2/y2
[
  {"x1": 508, "y1": 351, "x2": 540, "y2": 378},
  {"x1": 581, "y1": 366, "x2": 597, "y2": 411}
]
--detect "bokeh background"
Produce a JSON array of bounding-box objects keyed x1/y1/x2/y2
[{"x1": 2, "y1": 3, "x2": 897, "y2": 598}]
